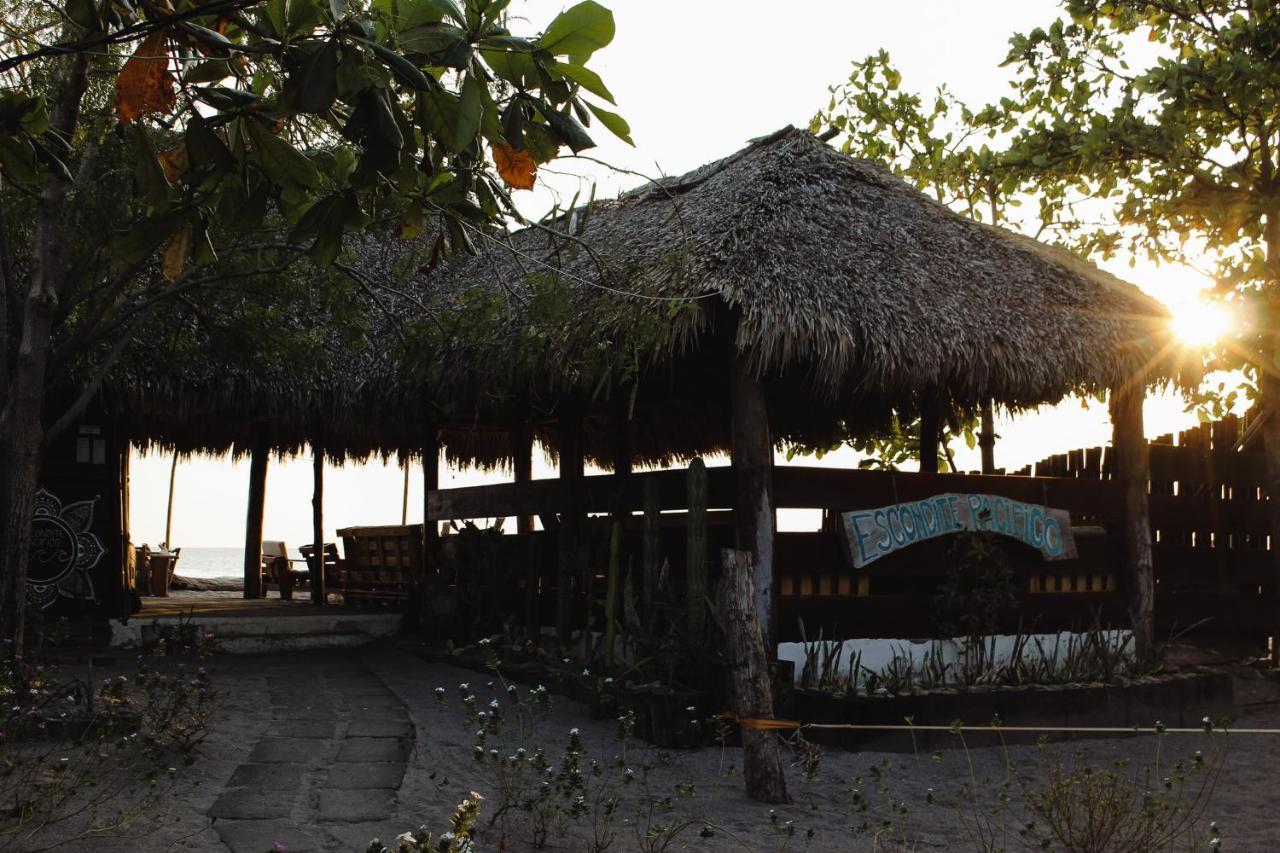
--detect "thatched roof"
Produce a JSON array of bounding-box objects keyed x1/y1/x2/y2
[
  {"x1": 107, "y1": 126, "x2": 1186, "y2": 469},
  {"x1": 423, "y1": 126, "x2": 1178, "y2": 407}
]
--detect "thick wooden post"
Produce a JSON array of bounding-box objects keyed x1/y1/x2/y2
[
  {"x1": 310, "y1": 441, "x2": 326, "y2": 604},
  {"x1": 605, "y1": 391, "x2": 631, "y2": 671},
  {"x1": 509, "y1": 421, "x2": 538, "y2": 635},
  {"x1": 422, "y1": 424, "x2": 440, "y2": 619},
  {"x1": 557, "y1": 396, "x2": 585, "y2": 646},
  {"x1": 979, "y1": 398, "x2": 996, "y2": 474},
  {"x1": 730, "y1": 355, "x2": 775, "y2": 645},
  {"x1": 243, "y1": 442, "x2": 269, "y2": 599},
  {"x1": 1110, "y1": 384, "x2": 1154, "y2": 663},
  {"x1": 1263, "y1": 371, "x2": 1280, "y2": 664},
  {"x1": 723, "y1": 548, "x2": 790, "y2": 804},
  {"x1": 919, "y1": 393, "x2": 941, "y2": 474},
  {"x1": 513, "y1": 421, "x2": 534, "y2": 535}
]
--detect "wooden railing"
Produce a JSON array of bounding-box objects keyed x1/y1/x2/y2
[{"x1": 428, "y1": 465, "x2": 1135, "y2": 642}]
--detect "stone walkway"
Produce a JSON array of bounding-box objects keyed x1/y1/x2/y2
[{"x1": 208, "y1": 656, "x2": 414, "y2": 853}]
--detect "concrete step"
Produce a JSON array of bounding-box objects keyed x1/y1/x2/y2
[{"x1": 109, "y1": 612, "x2": 401, "y2": 654}]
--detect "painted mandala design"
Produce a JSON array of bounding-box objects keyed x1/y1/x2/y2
[{"x1": 27, "y1": 489, "x2": 102, "y2": 609}]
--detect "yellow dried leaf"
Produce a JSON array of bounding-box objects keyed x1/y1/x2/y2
[
  {"x1": 161, "y1": 222, "x2": 191, "y2": 281},
  {"x1": 115, "y1": 30, "x2": 177, "y2": 124},
  {"x1": 493, "y1": 143, "x2": 537, "y2": 191},
  {"x1": 158, "y1": 142, "x2": 188, "y2": 182}
]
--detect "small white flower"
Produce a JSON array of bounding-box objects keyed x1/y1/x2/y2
[
  {"x1": 489, "y1": 699, "x2": 500, "y2": 709},
  {"x1": 569, "y1": 727, "x2": 580, "y2": 736},
  {"x1": 604, "y1": 677, "x2": 613, "y2": 685},
  {"x1": 582, "y1": 668, "x2": 591, "y2": 677},
  {"x1": 434, "y1": 687, "x2": 446, "y2": 695}
]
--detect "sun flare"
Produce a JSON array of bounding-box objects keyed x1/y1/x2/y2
[{"x1": 1170, "y1": 299, "x2": 1232, "y2": 348}]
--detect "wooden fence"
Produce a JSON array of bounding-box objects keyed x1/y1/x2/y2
[
  {"x1": 1025, "y1": 412, "x2": 1275, "y2": 637},
  {"x1": 426, "y1": 414, "x2": 1277, "y2": 646}
]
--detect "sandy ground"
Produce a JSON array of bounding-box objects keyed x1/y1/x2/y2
[{"x1": 25, "y1": 648, "x2": 1280, "y2": 853}]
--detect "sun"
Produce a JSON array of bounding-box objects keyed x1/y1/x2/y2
[{"x1": 1170, "y1": 299, "x2": 1232, "y2": 348}]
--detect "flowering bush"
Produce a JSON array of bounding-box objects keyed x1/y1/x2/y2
[{"x1": 0, "y1": 629, "x2": 216, "y2": 850}]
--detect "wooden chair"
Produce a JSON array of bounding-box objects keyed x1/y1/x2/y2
[
  {"x1": 261, "y1": 540, "x2": 308, "y2": 600},
  {"x1": 298, "y1": 543, "x2": 344, "y2": 599}
]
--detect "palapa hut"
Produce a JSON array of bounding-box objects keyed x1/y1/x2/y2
[
  {"x1": 39, "y1": 127, "x2": 1183, "y2": 650},
  {"x1": 408, "y1": 125, "x2": 1184, "y2": 647}
]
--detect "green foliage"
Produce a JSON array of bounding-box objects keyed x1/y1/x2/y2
[
  {"x1": 933, "y1": 530, "x2": 1019, "y2": 640},
  {"x1": 0, "y1": 0, "x2": 631, "y2": 278},
  {"x1": 996, "y1": 2, "x2": 1280, "y2": 372}
]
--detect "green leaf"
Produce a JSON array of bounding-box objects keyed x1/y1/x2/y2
[
  {"x1": 111, "y1": 213, "x2": 181, "y2": 263},
  {"x1": 553, "y1": 61, "x2": 614, "y2": 104},
  {"x1": 184, "y1": 59, "x2": 234, "y2": 86},
  {"x1": 245, "y1": 120, "x2": 321, "y2": 189},
  {"x1": 542, "y1": 105, "x2": 594, "y2": 152},
  {"x1": 480, "y1": 46, "x2": 537, "y2": 88},
  {"x1": 454, "y1": 72, "x2": 484, "y2": 150},
  {"x1": 0, "y1": 135, "x2": 43, "y2": 185},
  {"x1": 184, "y1": 114, "x2": 235, "y2": 172},
  {"x1": 357, "y1": 37, "x2": 431, "y2": 90},
  {"x1": 540, "y1": 0, "x2": 614, "y2": 63},
  {"x1": 399, "y1": 23, "x2": 468, "y2": 56},
  {"x1": 293, "y1": 41, "x2": 341, "y2": 113},
  {"x1": 132, "y1": 126, "x2": 171, "y2": 207}
]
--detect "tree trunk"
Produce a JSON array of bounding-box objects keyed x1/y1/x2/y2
[
  {"x1": 730, "y1": 355, "x2": 775, "y2": 646},
  {"x1": 513, "y1": 420, "x2": 534, "y2": 536},
  {"x1": 919, "y1": 392, "x2": 941, "y2": 474},
  {"x1": 979, "y1": 398, "x2": 996, "y2": 474},
  {"x1": 722, "y1": 548, "x2": 789, "y2": 804},
  {"x1": 0, "y1": 284, "x2": 59, "y2": 659},
  {"x1": 0, "y1": 49, "x2": 90, "y2": 660},
  {"x1": 311, "y1": 441, "x2": 326, "y2": 605},
  {"x1": 243, "y1": 442, "x2": 269, "y2": 599},
  {"x1": 557, "y1": 396, "x2": 585, "y2": 646},
  {"x1": 1110, "y1": 384, "x2": 1154, "y2": 664}
]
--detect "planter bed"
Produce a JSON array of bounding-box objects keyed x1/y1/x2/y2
[{"x1": 784, "y1": 670, "x2": 1234, "y2": 752}]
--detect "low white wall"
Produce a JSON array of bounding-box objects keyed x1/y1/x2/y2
[{"x1": 777, "y1": 631, "x2": 1134, "y2": 687}]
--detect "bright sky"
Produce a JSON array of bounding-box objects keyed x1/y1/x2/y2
[{"x1": 128, "y1": 0, "x2": 1222, "y2": 549}]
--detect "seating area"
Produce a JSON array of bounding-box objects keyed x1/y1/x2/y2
[
  {"x1": 135, "y1": 545, "x2": 181, "y2": 598},
  {"x1": 255, "y1": 526, "x2": 422, "y2": 606}
]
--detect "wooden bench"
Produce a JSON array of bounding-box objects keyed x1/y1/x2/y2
[{"x1": 336, "y1": 525, "x2": 423, "y2": 607}]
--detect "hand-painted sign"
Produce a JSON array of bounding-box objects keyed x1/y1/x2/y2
[
  {"x1": 28, "y1": 488, "x2": 103, "y2": 609},
  {"x1": 840, "y1": 493, "x2": 1077, "y2": 569}
]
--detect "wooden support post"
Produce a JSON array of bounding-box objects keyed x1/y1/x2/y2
[
  {"x1": 686, "y1": 458, "x2": 709, "y2": 647},
  {"x1": 723, "y1": 548, "x2": 790, "y2": 804},
  {"x1": 510, "y1": 421, "x2": 538, "y2": 635},
  {"x1": 557, "y1": 396, "x2": 585, "y2": 646},
  {"x1": 163, "y1": 452, "x2": 177, "y2": 548},
  {"x1": 119, "y1": 444, "x2": 132, "y2": 617},
  {"x1": 979, "y1": 398, "x2": 996, "y2": 475},
  {"x1": 311, "y1": 441, "x2": 326, "y2": 605},
  {"x1": 243, "y1": 442, "x2": 269, "y2": 599},
  {"x1": 513, "y1": 421, "x2": 534, "y2": 535},
  {"x1": 1261, "y1": 371, "x2": 1280, "y2": 664},
  {"x1": 605, "y1": 391, "x2": 631, "y2": 671},
  {"x1": 1110, "y1": 384, "x2": 1154, "y2": 664},
  {"x1": 422, "y1": 425, "x2": 440, "y2": 623},
  {"x1": 919, "y1": 393, "x2": 941, "y2": 474},
  {"x1": 730, "y1": 355, "x2": 776, "y2": 645}
]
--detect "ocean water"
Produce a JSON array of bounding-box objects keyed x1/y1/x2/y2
[{"x1": 168, "y1": 547, "x2": 243, "y2": 579}]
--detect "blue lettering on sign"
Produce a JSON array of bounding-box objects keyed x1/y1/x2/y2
[
  {"x1": 841, "y1": 492, "x2": 1075, "y2": 568},
  {"x1": 848, "y1": 512, "x2": 874, "y2": 565},
  {"x1": 1044, "y1": 517, "x2": 1063, "y2": 557}
]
